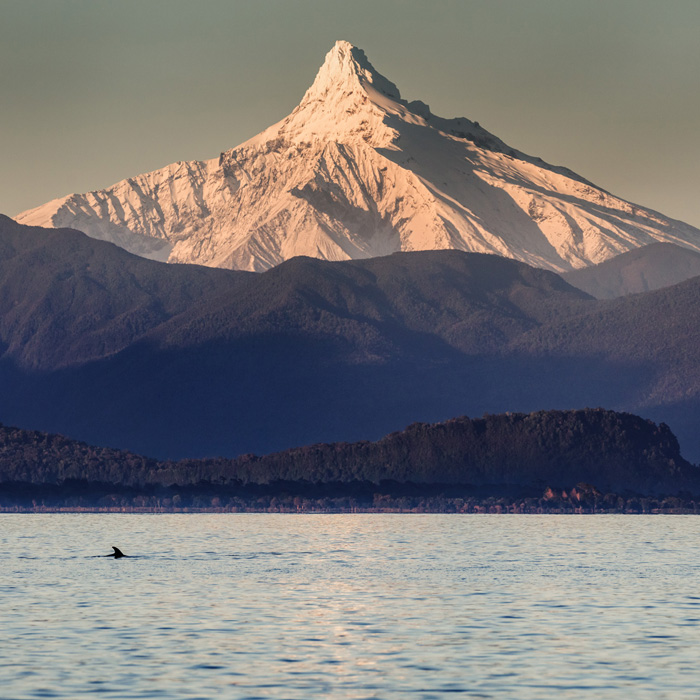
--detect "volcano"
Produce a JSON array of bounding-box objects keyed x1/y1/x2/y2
[{"x1": 16, "y1": 41, "x2": 700, "y2": 272}]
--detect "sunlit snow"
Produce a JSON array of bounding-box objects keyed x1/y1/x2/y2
[{"x1": 16, "y1": 40, "x2": 700, "y2": 272}]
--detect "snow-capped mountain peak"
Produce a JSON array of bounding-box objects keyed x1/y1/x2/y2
[
  {"x1": 247, "y1": 40, "x2": 407, "y2": 150},
  {"x1": 16, "y1": 41, "x2": 700, "y2": 272},
  {"x1": 304, "y1": 40, "x2": 402, "y2": 104}
]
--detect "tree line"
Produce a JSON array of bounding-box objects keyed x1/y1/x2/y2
[{"x1": 1, "y1": 408, "x2": 698, "y2": 509}]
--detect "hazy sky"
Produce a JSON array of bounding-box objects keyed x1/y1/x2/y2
[{"x1": 2, "y1": 0, "x2": 699, "y2": 226}]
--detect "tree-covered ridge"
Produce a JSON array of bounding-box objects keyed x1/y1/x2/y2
[
  {"x1": 7, "y1": 216, "x2": 700, "y2": 464},
  {"x1": 0, "y1": 214, "x2": 251, "y2": 370},
  {"x1": 192, "y1": 409, "x2": 695, "y2": 495},
  {"x1": 0, "y1": 424, "x2": 160, "y2": 485},
  {"x1": 1, "y1": 409, "x2": 696, "y2": 497}
]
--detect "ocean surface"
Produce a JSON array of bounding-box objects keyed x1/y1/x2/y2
[{"x1": 2, "y1": 514, "x2": 700, "y2": 699}]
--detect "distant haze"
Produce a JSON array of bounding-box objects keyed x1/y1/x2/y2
[{"x1": 2, "y1": 0, "x2": 699, "y2": 228}]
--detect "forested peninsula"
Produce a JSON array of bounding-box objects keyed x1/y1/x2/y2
[{"x1": 2, "y1": 408, "x2": 699, "y2": 512}]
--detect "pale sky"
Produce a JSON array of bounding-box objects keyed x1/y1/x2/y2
[{"x1": 2, "y1": 0, "x2": 699, "y2": 227}]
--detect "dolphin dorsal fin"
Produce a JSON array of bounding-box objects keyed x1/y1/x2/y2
[{"x1": 112, "y1": 546, "x2": 125, "y2": 558}]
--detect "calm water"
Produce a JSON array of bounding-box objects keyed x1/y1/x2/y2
[{"x1": 2, "y1": 514, "x2": 700, "y2": 699}]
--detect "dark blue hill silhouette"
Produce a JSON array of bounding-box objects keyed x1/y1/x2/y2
[
  {"x1": 2, "y1": 215, "x2": 700, "y2": 461},
  {"x1": 0, "y1": 409, "x2": 696, "y2": 497}
]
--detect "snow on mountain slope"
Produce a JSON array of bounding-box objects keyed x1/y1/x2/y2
[{"x1": 16, "y1": 41, "x2": 700, "y2": 271}]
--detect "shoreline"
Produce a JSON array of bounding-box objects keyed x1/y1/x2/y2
[{"x1": 2, "y1": 505, "x2": 699, "y2": 515}]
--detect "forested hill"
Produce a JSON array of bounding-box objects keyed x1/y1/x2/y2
[
  {"x1": 1, "y1": 409, "x2": 697, "y2": 496},
  {"x1": 8, "y1": 216, "x2": 700, "y2": 465}
]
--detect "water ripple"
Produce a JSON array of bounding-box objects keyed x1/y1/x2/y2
[{"x1": 2, "y1": 514, "x2": 700, "y2": 698}]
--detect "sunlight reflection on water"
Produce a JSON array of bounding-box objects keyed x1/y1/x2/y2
[{"x1": 2, "y1": 514, "x2": 700, "y2": 698}]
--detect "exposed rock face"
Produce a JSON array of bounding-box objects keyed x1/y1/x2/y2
[{"x1": 16, "y1": 41, "x2": 700, "y2": 271}]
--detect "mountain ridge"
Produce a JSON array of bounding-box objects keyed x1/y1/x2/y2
[
  {"x1": 0, "y1": 214, "x2": 252, "y2": 369},
  {"x1": 562, "y1": 242, "x2": 700, "y2": 298},
  {"x1": 4, "y1": 216, "x2": 700, "y2": 463}
]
